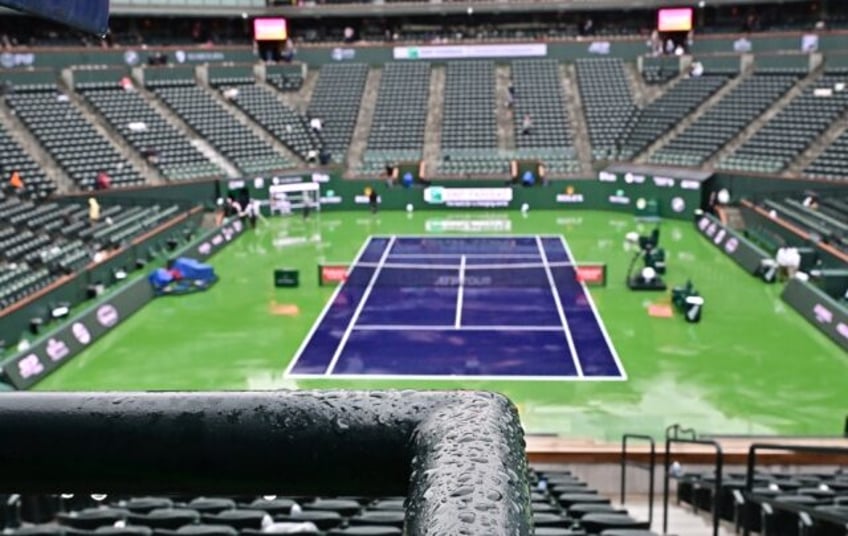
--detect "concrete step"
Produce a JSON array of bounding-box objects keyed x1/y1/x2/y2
[
  {"x1": 0, "y1": 98, "x2": 73, "y2": 193},
  {"x1": 346, "y1": 67, "x2": 382, "y2": 173},
  {"x1": 422, "y1": 65, "x2": 445, "y2": 175},
  {"x1": 563, "y1": 63, "x2": 592, "y2": 173},
  {"x1": 495, "y1": 64, "x2": 515, "y2": 152}
]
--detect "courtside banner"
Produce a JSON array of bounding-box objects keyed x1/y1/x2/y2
[
  {"x1": 781, "y1": 278, "x2": 848, "y2": 352},
  {"x1": 0, "y1": 0, "x2": 110, "y2": 35},
  {"x1": 424, "y1": 187, "x2": 513, "y2": 208},
  {"x1": 1, "y1": 278, "x2": 153, "y2": 390},
  {"x1": 394, "y1": 44, "x2": 547, "y2": 60},
  {"x1": 695, "y1": 213, "x2": 771, "y2": 275}
]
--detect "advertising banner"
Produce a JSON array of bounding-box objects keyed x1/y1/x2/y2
[
  {"x1": 781, "y1": 278, "x2": 848, "y2": 352},
  {"x1": 423, "y1": 187, "x2": 513, "y2": 208},
  {"x1": 695, "y1": 213, "x2": 771, "y2": 275},
  {"x1": 2, "y1": 278, "x2": 153, "y2": 390},
  {"x1": 394, "y1": 43, "x2": 547, "y2": 61}
]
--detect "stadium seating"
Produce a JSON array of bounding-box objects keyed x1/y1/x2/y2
[
  {"x1": 650, "y1": 73, "x2": 799, "y2": 166},
  {"x1": 0, "y1": 125, "x2": 54, "y2": 198},
  {"x1": 805, "y1": 128, "x2": 848, "y2": 180},
  {"x1": 224, "y1": 84, "x2": 321, "y2": 164},
  {"x1": 80, "y1": 86, "x2": 224, "y2": 182},
  {"x1": 2, "y1": 468, "x2": 658, "y2": 536},
  {"x1": 677, "y1": 468, "x2": 848, "y2": 535},
  {"x1": 361, "y1": 62, "x2": 431, "y2": 176},
  {"x1": 719, "y1": 73, "x2": 848, "y2": 174},
  {"x1": 152, "y1": 83, "x2": 293, "y2": 176},
  {"x1": 267, "y1": 72, "x2": 304, "y2": 93},
  {"x1": 616, "y1": 74, "x2": 730, "y2": 160},
  {"x1": 7, "y1": 89, "x2": 146, "y2": 190},
  {"x1": 439, "y1": 61, "x2": 504, "y2": 175},
  {"x1": 641, "y1": 65, "x2": 677, "y2": 85},
  {"x1": 511, "y1": 59, "x2": 579, "y2": 174},
  {"x1": 574, "y1": 58, "x2": 637, "y2": 161},
  {"x1": 307, "y1": 64, "x2": 369, "y2": 165}
]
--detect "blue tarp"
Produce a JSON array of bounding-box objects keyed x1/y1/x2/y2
[
  {"x1": 148, "y1": 259, "x2": 218, "y2": 296},
  {"x1": 0, "y1": 0, "x2": 110, "y2": 35},
  {"x1": 172, "y1": 258, "x2": 214, "y2": 281}
]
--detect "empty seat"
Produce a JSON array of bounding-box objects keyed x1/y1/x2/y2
[
  {"x1": 579, "y1": 514, "x2": 650, "y2": 533},
  {"x1": 186, "y1": 499, "x2": 236, "y2": 514},
  {"x1": 273, "y1": 511, "x2": 343, "y2": 531},
  {"x1": 200, "y1": 510, "x2": 266, "y2": 530},
  {"x1": 128, "y1": 508, "x2": 200, "y2": 529},
  {"x1": 302, "y1": 499, "x2": 360, "y2": 517}
]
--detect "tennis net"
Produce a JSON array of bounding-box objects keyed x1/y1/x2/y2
[{"x1": 318, "y1": 261, "x2": 607, "y2": 288}]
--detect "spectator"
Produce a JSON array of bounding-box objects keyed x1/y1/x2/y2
[
  {"x1": 8, "y1": 169, "x2": 23, "y2": 195},
  {"x1": 368, "y1": 187, "x2": 378, "y2": 213},
  {"x1": 690, "y1": 61, "x2": 704, "y2": 78},
  {"x1": 142, "y1": 147, "x2": 160, "y2": 165},
  {"x1": 95, "y1": 170, "x2": 111, "y2": 190},
  {"x1": 119, "y1": 76, "x2": 134, "y2": 91},
  {"x1": 88, "y1": 197, "x2": 101, "y2": 226},
  {"x1": 309, "y1": 116, "x2": 323, "y2": 134},
  {"x1": 521, "y1": 170, "x2": 535, "y2": 187},
  {"x1": 402, "y1": 171, "x2": 414, "y2": 188},
  {"x1": 522, "y1": 114, "x2": 532, "y2": 136}
]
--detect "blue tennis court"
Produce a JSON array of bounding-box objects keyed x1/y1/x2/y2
[{"x1": 286, "y1": 235, "x2": 625, "y2": 380}]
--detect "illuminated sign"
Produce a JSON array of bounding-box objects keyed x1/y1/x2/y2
[
  {"x1": 254, "y1": 18, "x2": 288, "y2": 41},
  {"x1": 394, "y1": 44, "x2": 547, "y2": 61},
  {"x1": 423, "y1": 187, "x2": 513, "y2": 208},
  {"x1": 658, "y1": 8, "x2": 693, "y2": 32}
]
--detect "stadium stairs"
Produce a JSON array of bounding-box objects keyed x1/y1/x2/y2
[
  {"x1": 199, "y1": 66, "x2": 305, "y2": 169},
  {"x1": 345, "y1": 67, "x2": 382, "y2": 173},
  {"x1": 276, "y1": 68, "x2": 319, "y2": 114},
  {"x1": 62, "y1": 77, "x2": 167, "y2": 186},
  {"x1": 495, "y1": 64, "x2": 516, "y2": 154},
  {"x1": 636, "y1": 69, "x2": 750, "y2": 164},
  {"x1": 132, "y1": 75, "x2": 241, "y2": 180},
  {"x1": 625, "y1": 61, "x2": 674, "y2": 108},
  {"x1": 787, "y1": 104, "x2": 848, "y2": 176},
  {"x1": 0, "y1": 98, "x2": 71, "y2": 193},
  {"x1": 704, "y1": 64, "x2": 824, "y2": 171},
  {"x1": 422, "y1": 65, "x2": 445, "y2": 177},
  {"x1": 563, "y1": 63, "x2": 592, "y2": 172}
]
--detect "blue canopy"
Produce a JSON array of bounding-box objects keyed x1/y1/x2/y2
[{"x1": 0, "y1": 0, "x2": 110, "y2": 35}]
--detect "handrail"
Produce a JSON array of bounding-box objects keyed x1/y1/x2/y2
[
  {"x1": 620, "y1": 433, "x2": 655, "y2": 526},
  {"x1": 743, "y1": 443, "x2": 848, "y2": 536},
  {"x1": 665, "y1": 423, "x2": 697, "y2": 440},
  {"x1": 663, "y1": 438, "x2": 723, "y2": 536}
]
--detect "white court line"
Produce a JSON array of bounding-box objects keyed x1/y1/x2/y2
[
  {"x1": 388, "y1": 253, "x2": 541, "y2": 259},
  {"x1": 455, "y1": 254, "x2": 466, "y2": 328},
  {"x1": 284, "y1": 236, "x2": 375, "y2": 377},
  {"x1": 289, "y1": 372, "x2": 626, "y2": 382},
  {"x1": 352, "y1": 324, "x2": 565, "y2": 332},
  {"x1": 558, "y1": 235, "x2": 627, "y2": 380},
  {"x1": 324, "y1": 235, "x2": 397, "y2": 376},
  {"x1": 536, "y1": 235, "x2": 584, "y2": 378}
]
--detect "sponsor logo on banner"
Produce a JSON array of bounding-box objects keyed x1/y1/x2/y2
[
  {"x1": 556, "y1": 186, "x2": 584, "y2": 204},
  {"x1": 18, "y1": 354, "x2": 44, "y2": 379},
  {"x1": 425, "y1": 219, "x2": 512, "y2": 233},
  {"x1": 671, "y1": 196, "x2": 686, "y2": 213},
  {"x1": 624, "y1": 173, "x2": 645, "y2": 184},
  {"x1": 588, "y1": 42, "x2": 611, "y2": 55},
  {"x1": 46, "y1": 339, "x2": 70, "y2": 362},
  {"x1": 174, "y1": 50, "x2": 225, "y2": 63},
  {"x1": 0, "y1": 52, "x2": 35, "y2": 68},
  {"x1": 274, "y1": 176, "x2": 305, "y2": 185},
  {"x1": 423, "y1": 187, "x2": 512, "y2": 208},
  {"x1": 576, "y1": 265, "x2": 606, "y2": 285},
  {"x1": 331, "y1": 48, "x2": 356, "y2": 61},
  {"x1": 654, "y1": 176, "x2": 675, "y2": 187},
  {"x1": 228, "y1": 180, "x2": 245, "y2": 189},
  {"x1": 734, "y1": 37, "x2": 752, "y2": 52},
  {"x1": 72, "y1": 322, "x2": 91, "y2": 345},
  {"x1": 321, "y1": 265, "x2": 349, "y2": 285},
  {"x1": 394, "y1": 43, "x2": 546, "y2": 61},
  {"x1": 725, "y1": 237, "x2": 739, "y2": 254},
  {"x1": 198, "y1": 242, "x2": 212, "y2": 256},
  {"x1": 681, "y1": 180, "x2": 701, "y2": 190},
  {"x1": 608, "y1": 189, "x2": 630, "y2": 205},
  {"x1": 124, "y1": 50, "x2": 140, "y2": 65},
  {"x1": 96, "y1": 305, "x2": 119, "y2": 328},
  {"x1": 312, "y1": 172, "x2": 330, "y2": 183},
  {"x1": 598, "y1": 171, "x2": 617, "y2": 182},
  {"x1": 713, "y1": 228, "x2": 727, "y2": 245},
  {"x1": 355, "y1": 195, "x2": 380, "y2": 204},
  {"x1": 814, "y1": 304, "x2": 834, "y2": 324},
  {"x1": 838, "y1": 322, "x2": 848, "y2": 340},
  {"x1": 698, "y1": 216, "x2": 710, "y2": 231},
  {"x1": 320, "y1": 188, "x2": 343, "y2": 204}
]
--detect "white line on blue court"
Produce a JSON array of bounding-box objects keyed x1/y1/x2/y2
[
  {"x1": 558, "y1": 235, "x2": 627, "y2": 380},
  {"x1": 455, "y1": 254, "x2": 466, "y2": 328},
  {"x1": 388, "y1": 253, "x2": 541, "y2": 259},
  {"x1": 283, "y1": 236, "x2": 374, "y2": 378},
  {"x1": 324, "y1": 235, "x2": 397, "y2": 376},
  {"x1": 536, "y1": 235, "x2": 584, "y2": 377},
  {"x1": 352, "y1": 324, "x2": 565, "y2": 332},
  {"x1": 287, "y1": 372, "x2": 627, "y2": 382}
]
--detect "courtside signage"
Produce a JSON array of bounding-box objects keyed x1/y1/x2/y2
[
  {"x1": 394, "y1": 43, "x2": 546, "y2": 60},
  {"x1": 423, "y1": 187, "x2": 513, "y2": 208}
]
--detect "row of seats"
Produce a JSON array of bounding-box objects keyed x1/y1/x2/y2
[
  {"x1": 361, "y1": 62, "x2": 431, "y2": 176},
  {"x1": 650, "y1": 72, "x2": 799, "y2": 167},
  {"x1": 81, "y1": 86, "x2": 224, "y2": 182},
  {"x1": 805, "y1": 126, "x2": 848, "y2": 180},
  {"x1": 511, "y1": 59, "x2": 579, "y2": 174},
  {"x1": 2, "y1": 468, "x2": 657, "y2": 536},
  {"x1": 575, "y1": 58, "x2": 636, "y2": 162},
  {"x1": 308, "y1": 63, "x2": 369, "y2": 165},
  {"x1": 439, "y1": 61, "x2": 502, "y2": 175},
  {"x1": 153, "y1": 84, "x2": 293, "y2": 176},
  {"x1": 0, "y1": 122, "x2": 55, "y2": 197},
  {"x1": 7, "y1": 90, "x2": 146, "y2": 190},
  {"x1": 719, "y1": 73, "x2": 848, "y2": 174}
]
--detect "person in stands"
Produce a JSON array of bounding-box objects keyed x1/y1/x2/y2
[
  {"x1": 95, "y1": 170, "x2": 111, "y2": 191},
  {"x1": 88, "y1": 197, "x2": 101, "y2": 226},
  {"x1": 8, "y1": 169, "x2": 23, "y2": 196},
  {"x1": 522, "y1": 114, "x2": 532, "y2": 136}
]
